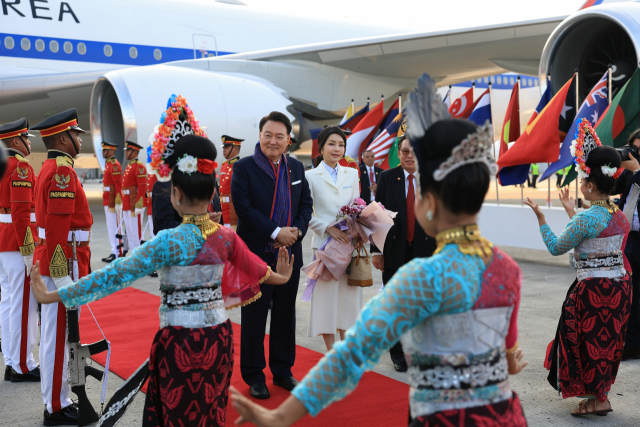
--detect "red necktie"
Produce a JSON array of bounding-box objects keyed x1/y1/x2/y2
[
  {"x1": 369, "y1": 168, "x2": 375, "y2": 195},
  {"x1": 407, "y1": 174, "x2": 415, "y2": 243}
]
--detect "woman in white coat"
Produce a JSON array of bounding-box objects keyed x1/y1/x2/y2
[{"x1": 305, "y1": 126, "x2": 363, "y2": 350}]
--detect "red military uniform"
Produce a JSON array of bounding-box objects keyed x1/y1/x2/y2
[
  {"x1": 102, "y1": 157, "x2": 122, "y2": 209},
  {"x1": 219, "y1": 156, "x2": 239, "y2": 227},
  {"x1": 122, "y1": 159, "x2": 147, "y2": 212},
  {"x1": 34, "y1": 150, "x2": 93, "y2": 279},
  {"x1": 146, "y1": 172, "x2": 157, "y2": 238}
]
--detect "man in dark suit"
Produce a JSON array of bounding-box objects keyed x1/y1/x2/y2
[
  {"x1": 616, "y1": 135, "x2": 640, "y2": 361},
  {"x1": 359, "y1": 149, "x2": 383, "y2": 204},
  {"x1": 231, "y1": 112, "x2": 313, "y2": 399},
  {"x1": 371, "y1": 136, "x2": 436, "y2": 372}
]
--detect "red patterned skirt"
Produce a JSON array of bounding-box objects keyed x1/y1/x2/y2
[
  {"x1": 143, "y1": 320, "x2": 234, "y2": 426},
  {"x1": 408, "y1": 393, "x2": 527, "y2": 427},
  {"x1": 544, "y1": 276, "x2": 632, "y2": 400}
]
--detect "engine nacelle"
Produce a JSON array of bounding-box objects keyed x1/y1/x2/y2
[
  {"x1": 90, "y1": 65, "x2": 292, "y2": 169},
  {"x1": 540, "y1": 2, "x2": 640, "y2": 99}
]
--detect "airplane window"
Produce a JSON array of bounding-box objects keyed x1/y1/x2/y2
[
  {"x1": 129, "y1": 46, "x2": 138, "y2": 59},
  {"x1": 35, "y1": 39, "x2": 45, "y2": 52},
  {"x1": 50, "y1": 40, "x2": 59, "y2": 53},
  {"x1": 104, "y1": 45, "x2": 113, "y2": 57},
  {"x1": 522, "y1": 79, "x2": 527, "y2": 87},
  {"x1": 490, "y1": 76, "x2": 495, "y2": 83},
  {"x1": 21, "y1": 38, "x2": 30, "y2": 51},
  {"x1": 528, "y1": 79, "x2": 533, "y2": 87},
  {"x1": 510, "y1": 77, "x2": 515, "y2": 85},
  {"x1": 483, "y1": 77, "x2": 488, "y2": 84},
  {"x1": 64, "y1": 41, "x2": 73, "y2": 54},
  {"x1": 78, "y1": 42, "x2": 86, "y2": 55},
  {"x1": 154, "y1": 49, "x2": 162, "y2": 60},
  {"x1": 535, "y1": 79, "x2": 539, "y2": 86},
  {"x1": 4, "y1": 36, "x2": 14, "y2": 49},
  {"x1": 497, "y1": 76, "x2": 502, "y2": 84}
]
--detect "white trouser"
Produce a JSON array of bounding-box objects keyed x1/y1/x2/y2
[
  {"x1": 0, "y1": 252, "x2": 37, "y2": 373},
  {"x1": 0, "y1": 254, "x2": 13, "y2": 367},
  {"x1": 123, "y1": 210, "x2": 142, "y2": 251},
  {"x1": 40, "y1": 275, "x2": 73, "y2": 414},
  {"x1": 104, "y1": 206, "x2": 119, "y2": 255},
  {"x1": 149, "y1": 216, "x2": 155, "y2": 239}
]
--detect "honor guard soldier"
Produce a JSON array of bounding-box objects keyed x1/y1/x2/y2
[
  {"x1": 220, "y1": 135, "x2": 243, "y2": 228},
  {"x1": 31, "y1": 108, "x2": 92, "y2": 424},
  {"x1": 122, "y1": 141, "x2": 147, "y2": 251},
  {"x1": 0, "y1": 118, "x2": 40, "y2": 383},
  {"x1": 100, "y1": 142, "x2": 123, "y2": 263},
  {"x1": 146, "y1": 171, "x2": 157, "y2": 239}
]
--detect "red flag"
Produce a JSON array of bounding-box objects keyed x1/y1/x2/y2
[
  {"x1": 345, "y1": 101, "x2": 384, "y2": 159},
  {"x1": 497, "y1": 76, "x2": 575, "y2": 168},
  {"x1": 448, "y1": 88, "x2": 477, "y2": 119},
  {"x1": 497, "y1": 83, "x2": 520, "y2": 176}
]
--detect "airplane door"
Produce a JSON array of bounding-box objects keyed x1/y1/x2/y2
[{"x1": 193, "y1": 34, "x2": 217, "y2": 58}]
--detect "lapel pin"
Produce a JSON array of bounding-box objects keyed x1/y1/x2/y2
[{"x1": 397, "y1": 177, "x2": 401, "y2": 180}]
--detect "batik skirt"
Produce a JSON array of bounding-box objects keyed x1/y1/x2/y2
[
  {"x1": 408, "y1": 393, "x2": 527, "y2": 426},
  {"x1": 544, "y1": 276, "x2": 632, "y2": 401},
  {"x1": 143, "y1": 319, "x2": 234, "y2": 426}
]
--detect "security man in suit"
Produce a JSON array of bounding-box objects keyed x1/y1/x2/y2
[
  {"x1": 219, "y1": 135, "x2": 243, "y2": 229},
  {"x1": 32, "y1": 108, "x2": 92, "y2": 424},
  {"x1": 370, "y1": 133, "x2": 436, "y2": 372},
  {"x1": 122, "y1": 141, "x2": 147, "y2": 252},
  {"x1": 100, "y1": 141, "x2": 123, "y2": 263},
  {"x1": 0, "y1": 118, "x2": 40, "y2": 383},
  {"x1": 359, "y1": 149, "x2": 383, "y2": 203}
]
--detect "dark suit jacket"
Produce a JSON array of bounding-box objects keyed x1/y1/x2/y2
[
  {"x1": 370, "y1": 166, "x2": 436, "y2": 283},
  {"x1": 359, "y1": 164, "x2": 383, "y2": 203},
  {"x1": 231, "y1": 155, "x2": 313, "y2": 268},
  {"x1": 152, "y1": 180, "x2": 223, "y2": 234}
]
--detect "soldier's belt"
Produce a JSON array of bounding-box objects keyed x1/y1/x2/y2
[
  {"x1": 122, "y1": 189, "x2": 130, "y2": 195},
  {"x1": 221, "y1": 193, "x2": 231, "y2": 203},
  {"x1": 37, "y1": 227, "x2": 91, "y2": 246},
  {"x1": 0, "y1": 207, "x2": 35, "y2": 214},
  {"x1": 103, "y1": 186, "x2": 111, "y2": 192},
  {"x1": 0, "y1": 213, "x2": 36, "y2": 223}
]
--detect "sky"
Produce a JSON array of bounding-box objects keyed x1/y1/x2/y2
[{"x1": 243, "y1": 0, "x2": 587, "y2": 32}]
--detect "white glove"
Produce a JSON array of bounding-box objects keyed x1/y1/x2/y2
[
  {"x1": 135, "y1": 208, "x2": 144, "y2": 216},
  {"x1": 53, "y1": 275, "x2": 74, "y2": 289},
  {"x1": 115, "y1": 203, "x2": 123, "y2": 214},
  {"x1": 23, "y1": 255, "x2": 33, "y2": 277}
]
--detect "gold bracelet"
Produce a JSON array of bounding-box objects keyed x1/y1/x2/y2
[{"x1": 506, "y1": 341, "x2": 519, "y2": 354}]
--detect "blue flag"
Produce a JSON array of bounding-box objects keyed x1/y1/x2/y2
[
  {"x1": 498, "y1": 81, "x2": 552, "y2": 185},
  {"x1": 468, "y1": 89, "x2": 491, "y2": 126},
  {"x1": 540, "y1": 71, "x2": 609, "y2": 181}
]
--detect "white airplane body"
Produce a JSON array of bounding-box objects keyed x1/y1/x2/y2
[{"x1": 1, "y1": 0, "x2": 640, "y2": 168}]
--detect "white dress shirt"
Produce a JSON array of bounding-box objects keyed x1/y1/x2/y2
[
  {"x1": 366, "y1": 165, "x2": 376, "y2": 202},
  {"x1": 323, "y1": 161, "x2": 339, "y2": 184},
  {"x1": 403, "y1": 169, "x2": 417, "y2": 197}
]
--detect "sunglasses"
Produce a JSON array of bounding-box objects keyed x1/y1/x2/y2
[{"x1": 399, "y1": 148, "x2": 412, "y2": 156}]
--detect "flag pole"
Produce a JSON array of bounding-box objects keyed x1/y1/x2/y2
[
  {"x1": 351, "y1": 99, "x2": 355, "y2": 114},
  {"x1": 517, "y1": 76, "x2": 524, "y2": 206},
  {"x1": 607, "y1": 64, "x2": 613, "y2": 103},
  {"x1": 398, "y1": 94, "x2": 402, "y2": 112},
  {"x1": 488, "y1": 80, "x2": 499, "y2": 205},
  {"x1": 575, "y1": 69, "x2": 580, "y2": 204}
]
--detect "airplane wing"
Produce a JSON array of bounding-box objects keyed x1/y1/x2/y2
[{"x1": 216, "y1": 16, "x2": 566, "y2": 85}]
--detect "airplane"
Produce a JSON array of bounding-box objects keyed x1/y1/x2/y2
[{"x1": 1, "y1": 0, "x2": 639, "y2": 170}]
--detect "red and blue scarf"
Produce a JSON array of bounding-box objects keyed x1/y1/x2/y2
[{"x1": 252, "y1": 142, "x2": 292, "y2": 253}]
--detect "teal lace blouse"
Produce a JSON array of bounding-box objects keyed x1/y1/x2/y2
[{"x1": 539, "y1": 205, "x2": 611, "y2": 256}]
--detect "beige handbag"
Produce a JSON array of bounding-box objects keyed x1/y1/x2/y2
[{"x1": 347, "y1": 243, "x2": 373, "y2": 287}]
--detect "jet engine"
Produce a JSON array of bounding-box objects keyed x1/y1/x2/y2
[
  {"x1": 540, "y1": 2, "x2": 640, "y2": 100},
  {"x1": 90, "y1": 64, "x2": 293, "y2": 169}
]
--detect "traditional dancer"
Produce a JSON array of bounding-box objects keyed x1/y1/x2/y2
[
  {"x1": 100, "y1": 141, "x2": 123, "y2": 263},
  {"x1": 122, "y1": 141, "x2": 147, "y2": 253},
  {"x1": 31, "y1": 108, "x2": 91, "y2": 425},
  {"x1": 0, "y1": 118, "x2": 40, "y2": 382},
  {"x1": 31, "y1": 133, "x2": 294, "y2": 427},
  {"x1": 219, "y1": 135, "x2": 243, "y2": 229},
  {"x1": 524, "y1": 119, "x2": 632, "y2": 416},
  {"x1": 230, "y1": 74, "x2": 528, "y2": 427}
]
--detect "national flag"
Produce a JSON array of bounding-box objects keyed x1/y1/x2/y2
[
  {"x1": 580, "y1": 0, "x2": 629, "y2": 10},
  {"x1": 443, "y1": 88, "x2": 452, "y2": 108},
  {"x1": 448, "y1": 88, "x2": 476, "y2": 118},
  {"x1": 468, "y1": 89, "x2": 491, "y2": 126},
  {"x1": 339, "y1": 102, "x2": 354, "y2": 126},
  {"x1": 595, "y1": 68, "x2": 640, "y2": 147},
  {"x1": 497, "y1": 75, "x2": 576, "y2": 168},
  {"x1": 497, "y1": 80, "x2": 552, "y2": 185},
  {"x1": 540, "y1": 70, "x2": 610, "y2": 181},
  {"x1": 345, "y1": 101, "x2": 384, "y2": 159},
  {"x1": 496, "y1": 82, "x2": 521, "y2": 185},
  {"x1": 340, "y1": 102, "x2": 369, "y2": 133},
  {"x1": 368, "y1": 109, "x2": 404, "y2": 164},
  {"x1": 310, "y1": 128, "x2": 322, "y2": 160}
]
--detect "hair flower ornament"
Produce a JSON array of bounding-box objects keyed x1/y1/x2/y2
[
  {"x1": 176, "y1": 154, "x2": 217, "y2": 175},
  {"x1": 601, "y1": 164, "x2": 617, "y2": 177},
  {"x1": 149, "y1": 94, "x2": 207, "y2": 181},
  {"x1": 572, "y1": 118, "x2": 601, "y2": 179}
]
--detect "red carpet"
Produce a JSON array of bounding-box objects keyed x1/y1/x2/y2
[{"x1": 80, "y1": 287, "x2": 409, "y2": 426}]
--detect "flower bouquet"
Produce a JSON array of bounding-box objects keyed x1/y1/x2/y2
[{"x1": 301, "y1": 198, "x2": 396, "y2": 301}]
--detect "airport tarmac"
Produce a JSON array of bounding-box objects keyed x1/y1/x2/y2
[{"x1": 1, "y1": 189, "x2": 638, "y2": 426}]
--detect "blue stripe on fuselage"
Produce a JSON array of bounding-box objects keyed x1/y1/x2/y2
[{"x1": 0, "y1": 32, "x2": 235, "y2": 66}]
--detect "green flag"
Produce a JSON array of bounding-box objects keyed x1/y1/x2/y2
[
  {"x1": 596, "y1": 68, "x2": 640, "y2": 148},
  {"x1": 387, "y1": 137, "x2": 400, "y2": 168},
  {"x1": 562, "y1": 164, "x2": 578, "y2": 187}
]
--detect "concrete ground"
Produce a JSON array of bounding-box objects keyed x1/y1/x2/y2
[{"x1": 1, "y1": 190, "x2": 639, "y2": 426}]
